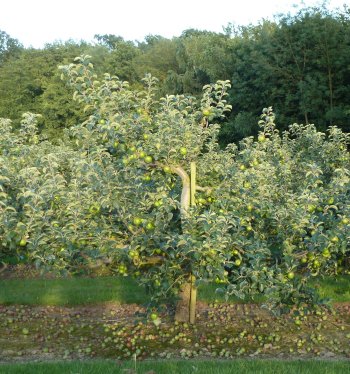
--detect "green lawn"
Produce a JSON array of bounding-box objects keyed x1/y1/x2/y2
[
  {"x1": 0, "y1": 276, "x2": 148, "y2": 306},
  {"x1": 1, "y1": 359, "x2": 350, "y2": 374},
  {"x1": 311, "y1": 275, "x2": 350, "y2": 302},
  {"x1": 0, "y1": 275, "x2": 349, "y2": 306}
]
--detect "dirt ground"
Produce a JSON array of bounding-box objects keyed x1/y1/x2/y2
[
  {"x1": 1, "y1": 300, "x2": 350, "y2": 362},
  {"x1": 1, "y1": 264, "x2": 350, "y2": 362}
]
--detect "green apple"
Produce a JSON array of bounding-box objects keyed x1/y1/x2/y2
[
  {"x1": 330, "y1": 236, "x2": 339, "y2": 243},
  {"x1": 258, "y1": 134, "x2": 266, "y2": 142},
  {"x1": 180, "y1": 147, "x2": 187, "y2": 156},
  {"x1": 19, "y1": 238, "x2": 27, "y2": 247},
  {"x1": 89, "y1": 205, "x2": 100, "y2": 214},
  {"x1": 202, "y1": 108, "x2": 211, "y2": 116},
  {"x1": 322, "y1": 248, "x2": 330, "y2": 258},
  {"x1": 144, "y1": 156, "x2": 153, "y2": 163},
  {"x1": 133, "y1": 217, "x2": 142, "y2": 226},
  {"x1": 150, "y1": 313, "x2": 158, "y2": 321},
  {"x1": 327, "y1": 197, "x2": 334, "y2": 205},
  {"x1": 197, "y1": 198, "x2": 207, "y2": 205},
  {"x1": 145, "y1": 222, "x2": 155, "y2": 230}
]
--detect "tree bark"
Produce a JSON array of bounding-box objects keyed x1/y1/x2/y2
[
  {"x1": 173, "y1": 165, "x2": 190, "y2": 217},
  {"x1": 175, "y1": 275, "x2": 197, "y2": 323},
  {"x1": 173, "y1": 163, "x2": 197, "y2": 323}
]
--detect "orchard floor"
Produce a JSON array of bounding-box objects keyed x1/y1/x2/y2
[
  {"x1": 1, "y1": 266, "x2": 350, "y2": 366},
  {"x1": 1, "y1": 301, "x2": 350, "y2": 363}
]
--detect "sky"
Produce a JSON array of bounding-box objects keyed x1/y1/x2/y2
[{"x1": 0, "y1": 0, "x2": 347, "y2": 48}]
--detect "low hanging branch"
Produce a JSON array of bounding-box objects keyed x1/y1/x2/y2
[{"x1": 172, "y1": 165, "x2": 191, "y2": 217}]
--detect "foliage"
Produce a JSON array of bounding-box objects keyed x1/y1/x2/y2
[
  {"x1": 1, "y1": 6, "x2": 350, "y2": 144},
  {"x1": 0, "y1": 29, "x2": 22, "y2": 65},
  {"x1": 7, "y1": 57, "x2": 350, "y2": 310},
  {"x1": 227, "y1": 6, "x2": 350, "y2": 142},
  {"x1": 94, "y1": 34, "x2": 140, "y2": 82},
  {"x1": 0, "y1": 112, "x2": 120, "y2": 270},
  {"x1": 0, "y1": 42, "x2": 91, "y2": 136}
]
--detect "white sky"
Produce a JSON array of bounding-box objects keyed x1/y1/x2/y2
[{"x1": 0, "y1": 0, "x2": 347, "y2": 48}]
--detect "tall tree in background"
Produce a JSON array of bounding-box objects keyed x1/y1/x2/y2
[
  {"x1": 0, "y1": 42, "x2": 91, "y2": 137},
  {"x1": 94, "y1": 34, "x2": 140, "y2": 82},
  {"x1": 0, "y1": 30, "x2": 22, "y2": 65},
  {"x1": 222, "y1": 5, "x2": 350, "y2": 145}
]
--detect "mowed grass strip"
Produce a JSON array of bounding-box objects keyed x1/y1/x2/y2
[
  {"x1": 0, "y1": 277, "x2": 148, "y2": 306},
  {"x1": 1, "y1": 359, "x2": 350, "y2": 374},
  {"x1": 0, "y1": 275, "x2": 349, "y2": 306}
]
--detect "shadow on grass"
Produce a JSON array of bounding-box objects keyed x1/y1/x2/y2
[
  {"x1": 0, "y1": 277, "x2": 149, "y2": 306},
  {"x1": 0, "y1": 275, "x2": 349, "y2": 306},
  {"x1": 309, "y1": 275, "x2": 350, "y2": 302}
]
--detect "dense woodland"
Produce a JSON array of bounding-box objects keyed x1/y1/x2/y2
[{"x1": 0, "y1": 5, "x2": 350, "y2": 145}]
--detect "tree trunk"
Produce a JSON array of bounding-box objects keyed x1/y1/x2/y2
[
  {"x1": 175, "y1": 274, "x2": 197, "y2": 323},
  {"x1": 173, "y1": 162, "x2": 197, "y2": 323}
]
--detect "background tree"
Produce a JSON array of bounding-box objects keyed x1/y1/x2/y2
[
  {"x1": 94, "y1": 34, "x2": 140, "y2": 83},
  {"x1": 0, "y1": 30, "x2": 22, "y2": 66},
  {"x1": 222, "y1": 5, "x2": 350, "y2": 145},
  {"x1": 0, "y1": 41, "x2": 104, "y2": 138},
  {"x1": 1, "y1": 5, "x2": 350, "y2": 143}
]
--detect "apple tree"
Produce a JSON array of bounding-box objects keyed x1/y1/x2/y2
[
  {"x1": 0, "y1": 112, "x2": 125, "y2": 273},
  {"x1": 57, "y1": 55, "x2": 349, "y2": 322},
  {"x1": 1, "y1": 55, "x2": 348, "y2": 324}
]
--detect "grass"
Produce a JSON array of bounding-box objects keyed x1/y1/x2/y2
[
  {"x1": 0, "y1": 274, "x2": 349, "y2": 306},
  {"x1": 1, "y1": 359, "x2": 350, "y2": 374},
  {"x1": 311, "y1": 275, "x2": 350, "y2": 302},
  {"x1": 0, "y1": 276, "x2": 148, "y2": 306}
]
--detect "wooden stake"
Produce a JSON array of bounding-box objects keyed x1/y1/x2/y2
[
  {"x1": 190, "y1": 162, "x2": 196, "y2": 207},
  {"x1": 189, "y1": 274, "x2": 197, "y2": 324}
]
